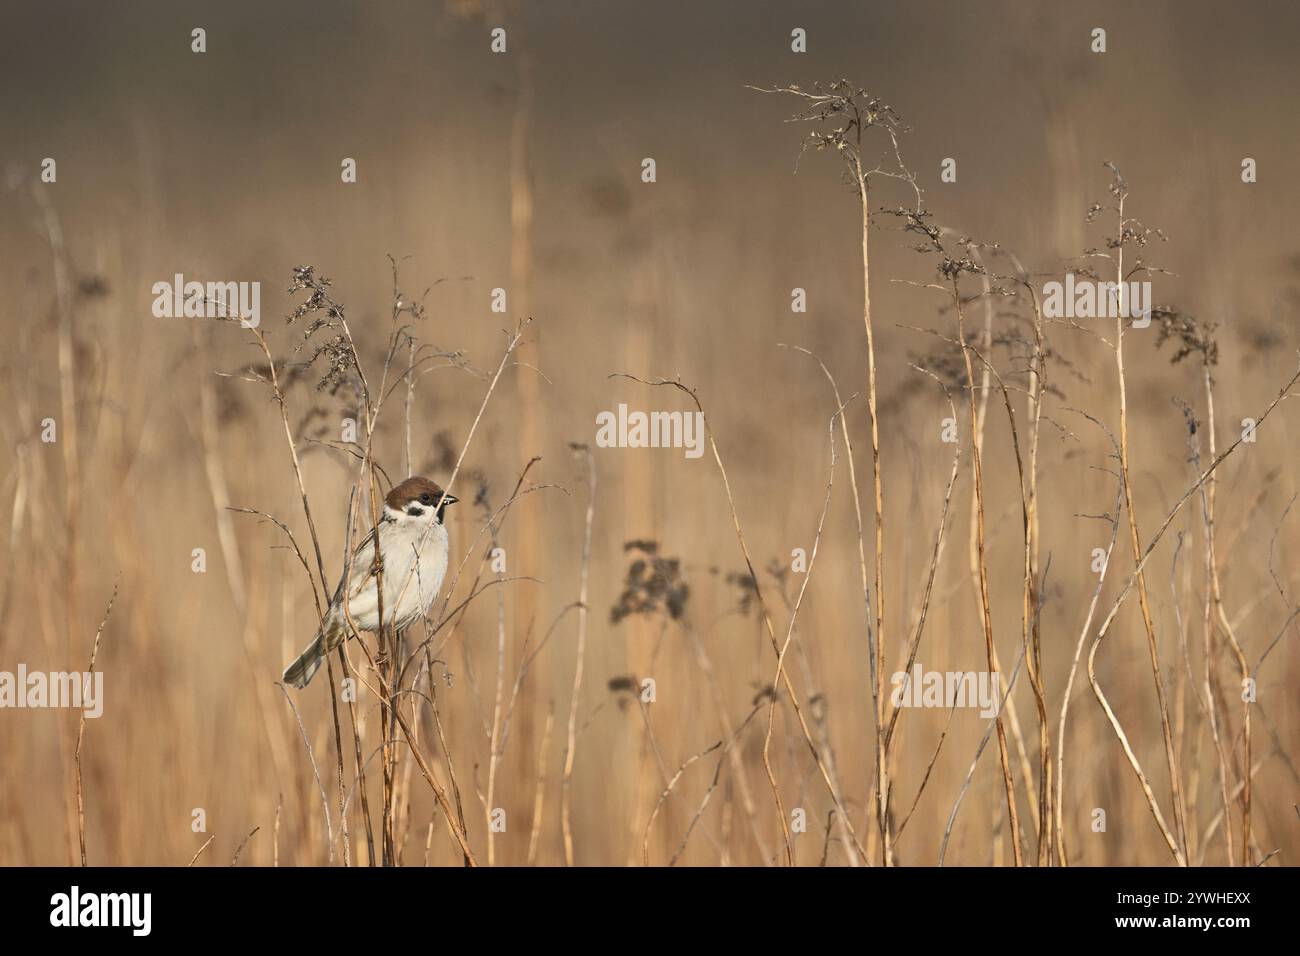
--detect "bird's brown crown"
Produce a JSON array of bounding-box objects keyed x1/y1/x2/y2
[{"x1": 386, "y1": 476, "x2": 454, "y2": 511}]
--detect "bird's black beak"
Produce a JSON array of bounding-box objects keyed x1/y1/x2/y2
[{"x1": 434, "y1": 493, "x2": 457, "y2": 524}]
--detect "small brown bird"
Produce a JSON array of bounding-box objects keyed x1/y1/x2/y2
[{"x1": 283, "y1": 477, "x2": 457, "y2": 689}]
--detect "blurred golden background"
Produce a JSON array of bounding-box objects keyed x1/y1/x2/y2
[{"x1": 2, "y1": 0, "x2": 1298, "y2": 866}]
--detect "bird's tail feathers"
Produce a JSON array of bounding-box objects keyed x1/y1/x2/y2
[{"x1": 283, "y1": 618, "x2": 343, "y2": 689}]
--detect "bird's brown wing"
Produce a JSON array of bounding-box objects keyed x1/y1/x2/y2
[{"x1": 331, "y1": 517, "x2": 391, "y2": 603}]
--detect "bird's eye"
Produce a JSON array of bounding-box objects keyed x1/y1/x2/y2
[{"x1": 420, "y1": 493, "x2": 433, "y2": 505}]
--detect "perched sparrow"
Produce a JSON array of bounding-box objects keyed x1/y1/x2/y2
[{"x1": 283, "y1": 476, "x2": 458, "y2": 689}]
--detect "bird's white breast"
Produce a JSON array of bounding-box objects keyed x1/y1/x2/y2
[{"x1": 345, "y1": 518, "x2": 449, "y2": 632}]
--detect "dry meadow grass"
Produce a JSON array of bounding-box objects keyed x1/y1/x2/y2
[{"x1": 2, "y1": 1, "x2": 1298, "y2": 867}]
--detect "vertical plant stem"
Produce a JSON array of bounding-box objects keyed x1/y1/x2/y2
[
  {"x1": 561, "y1": 447, "x2": 595, "y2": 866},
  {"x1": 1201, "y1": 364, "x2": 1252, "y2": 864},
  {"x1": 1112, "y1": 193, "x2": 1189, "y2": 859},
  {"x1": 854, "y1": 160, "x2": 891, "y2": 867},
  {"x1": 953, "y1": 280, "x2": 1023, "y2": 866}
]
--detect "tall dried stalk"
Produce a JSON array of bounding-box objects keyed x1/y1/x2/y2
[
  {"x1": 561, "y1": 444, "x2": 595, "y2": 866},
  {"x1": 527, "y1": 703, "x2": 555, "y2": 865},
  {"x1": 752, "y1": 79, "x2": 920, "y2": 865},
  {"x1": 999, "y1": 256, "x2": 1051, "y2": 864},
  {"x1": 1166, "y1": 325, "x2": 1251, "y2": 866},
  {"x1": 1200, "y1": 364, "x2": 1253, "y2": 865},
  {"x1": 1095, "y1": 165, "x2": 1188, "y2": 859},
  {"x1": 954, "y1": 289, "x2": 1023, "y2": 866},
  {"x1": 966, "y1": 337, "x2": 1051, "y2": 863},
  {"x1": 74, "y1": 584, "x2": 118, "y2": 866}
]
